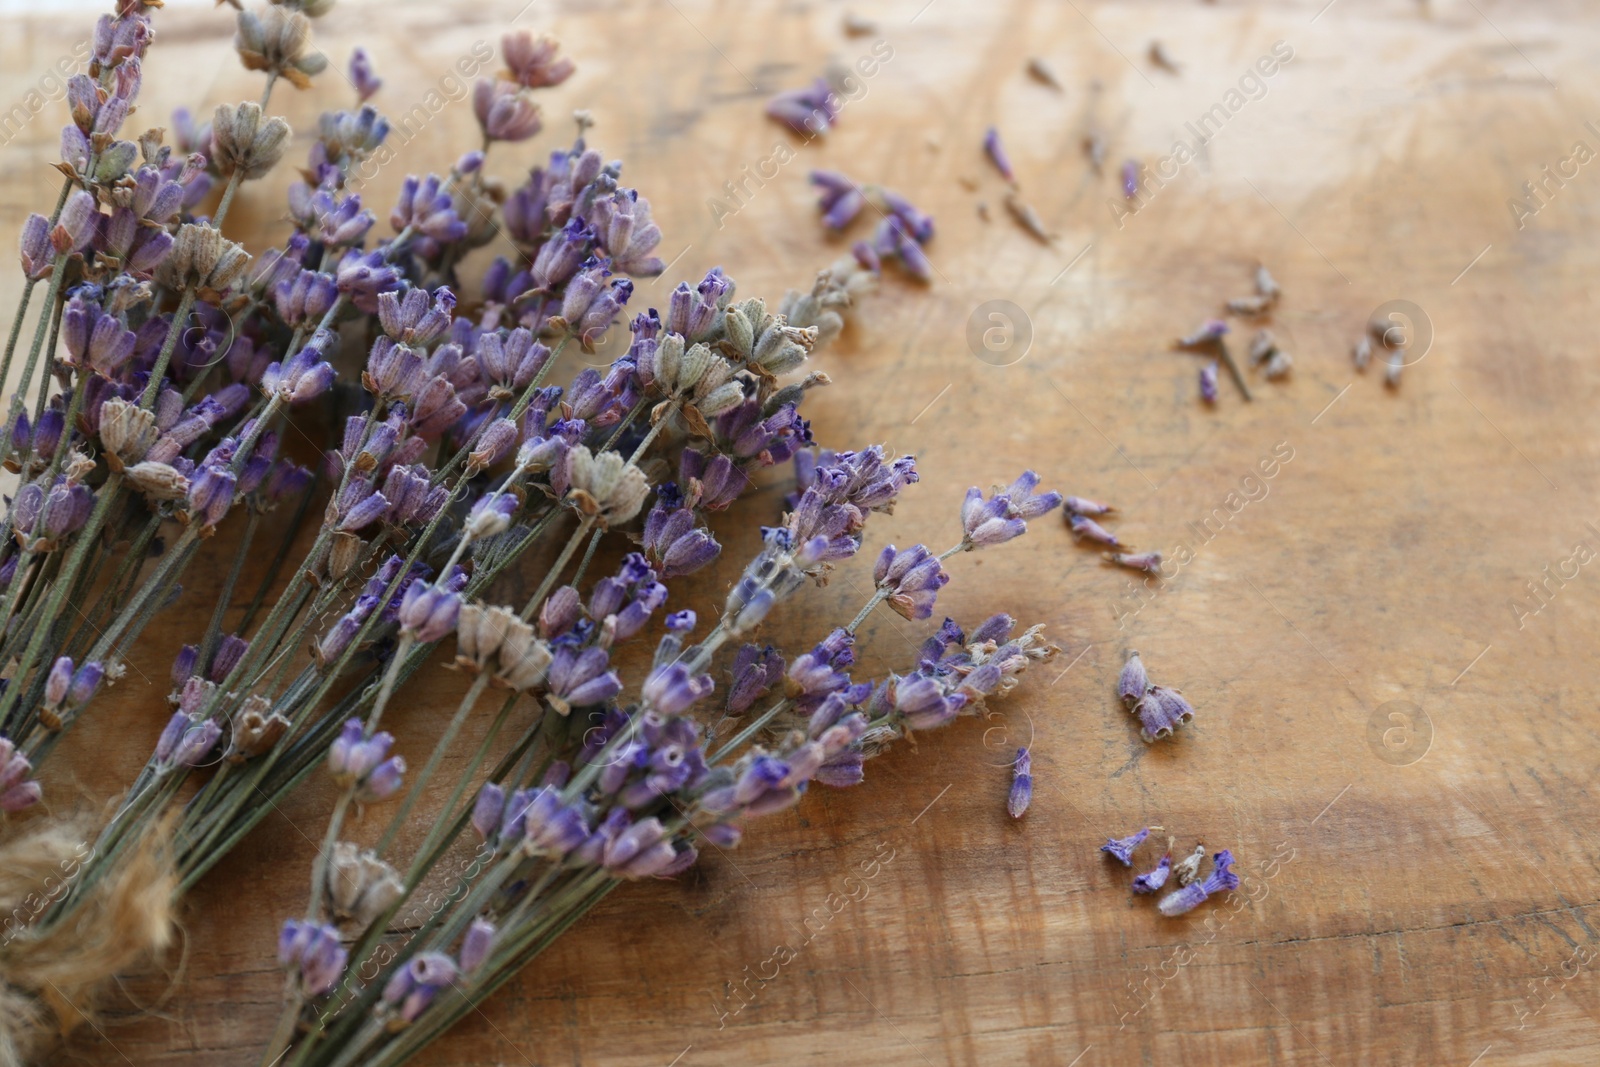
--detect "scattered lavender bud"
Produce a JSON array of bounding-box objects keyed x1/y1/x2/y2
[
  {"x1": 1158, "y1": 850, "x2": 1238, "y2": 916},
  {"x1": 1132, "y1": 850, "x2": 1172, "y2": 893},
  {"x1": 983, "y1": 126, "x2": 1016, "y2": 183},
  {"x1": 1263, "y1": 349, "x2": 1292, "y2": 380},
  {"x1": 1177, "y1": 319, "x2": 1228, "y2": 348},
  {"x1": 810, "y1": 170, "x2": 866, "y2": 230},
  {"x1": 1200, "y1": 360, "x2": 1219, "y2": 403},
  {"x1": 1255, "y1": 264, "x2": 1281, "y2": 301},
  {"x1": 1249, "y1": 329, "x2": 1277, "y2": 364},
  {"x1": 766, "y1": 77, "x2": 840, "y2": 136},
  {"x1": 1003, "y1": 191, "x2": 1052, "y2": 244},
  {"x1": 1007, "y1": 747, "x2": 1032, "y2": 818},
  {"x1": 1101, "y1": 549, "x2": 1159, "y2": 575},
  {"x1": 1343, "y1": 336, "x2": 1370, "y2": 375},
  {"x1": 1226, "y1": 293, "x2": 1273, "y2": 315},
  {"x1": 1117, "y1": 650, "x2": 1147, "y2": 708},
  {"x1": 1174, "y1": 843, "x2": 1206, "y2": 886},
  {"x1": 842, "y1": 12, "x2": 876, "y2": 35},
  {"x1": 1063, "y1": 496, "x2": 1115, "y2": 517},
  {"x1": 1068, "y1": 513, "x2": 1122, "y2": 547},
  {"x1": 1136, "y1": 684, "x2": 1194, "y2": 743},
  {"x1": 1100, "y1": 827, "x2": 1150, "y2": 867},
  {"x1": 1121, "y1": 159, "x2": 1140, "y2": 199},
  {"x1": 1385, "y1": 348, "x2": 1404, "y2": 388}
]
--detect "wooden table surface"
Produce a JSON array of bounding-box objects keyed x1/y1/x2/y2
[{"x1": 5, "y1": 0, "x2": 1600, "y2": 1064}]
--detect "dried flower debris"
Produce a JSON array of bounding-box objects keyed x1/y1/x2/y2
[
  {"x1": 1101, "y1": 832, "x2": 1237, "y2": 916},
  {"x1": 808, "y1": 171, "x2": 936, "y2": 282},
  {"x1": 1117, "y1": 650, "x2": 1196, "y2": 742},
  {"x1": 1007, "y1": 747, "x2": 1032, "y2": 818},
  {"x1": 1027, "y1": 56, "x2": 1063, "y2": 90}
]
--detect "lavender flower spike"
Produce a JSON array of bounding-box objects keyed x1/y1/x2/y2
[
  {"x1": 1100, "y1": 827, "x2": 1150, "y2": 867},
  {"x1": 1158, "y1": 850, "x2": 1239, "y2": 916},
  {"x1": 349, "y1": 47, "x2": 382, "y2": 102},
  {"x1": 1007, "y1": 748, "x2": 1032, "y2": 819}
]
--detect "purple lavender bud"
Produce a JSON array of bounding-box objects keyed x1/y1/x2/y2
[
  {"x1": 382, "y1": 952, "x2": 459, "y2": 1022},
  {"x1": 349, "y1": 47, "x2": 382, "y2": 101},
  {"x1": 1177, "y1": 319, "x2": 1229, "y2": 348},
  {"x1": 362, "y1": 756, "x2": 406, "y2": 802},
  {"x1": 892, "y1": 673, "x2": 967, "y2": 731},
  {"x1": 873, "y1": 544, "x2": 949, "y2": 621},
  {"x1": 335, "y1": 248, "x2": 403, "y2": 314},
  {"x1": 35, "y1": 409, "x2": 65, "y2": 461},
  {"x1": 1158, "y1": 851, "x2": 1238, "y2": 916},
  {"x1": 187, "y1": 467, "x2": 236, "y2": 529},
  {"x1": 210, "y1": 635, "x2": 248, "y2": 683},
  {"x1": 261, "y1": 339, "x2": 337, "y2": 405},
  {"x1": 960, "y1": 486, "x2": 1026, "y2": 548},
  {"x1": 641, "y1": 662, "x2": 714, "y2": 716},
  {"x1": 408, "y1": 376, "x2": 466, "y2": 440},
  {"x1": 1122, "y1": 159, "x2": 1142, "y2": 199},
  {"x1": 1200, "y1": 360, "x2": 1219, "y2": 404},
  {"x1": 1008, "y1": 748, "x2": 1032, "y2": 819},
  {"x1": 472, "y1": 78, "x2": 542, "y2": 144},
  {"x1": 999, "y1": 471, "x2": 1063, "y2": 520},
  {"x1": 361, "y1": 338, "x2": 425, "y2": 403},
  {"x1": 1132, "y1": 851, "x2": 1172, "y2": 894},
  {"x1": 545, "y1": 646, "x2": 623, "y2": 713},
  {"x1": 0, "y1": 738, "x2": 41, "y2": 812},
  {"x1": 52, "y1": 190, "x2": 98, "y2": 255},
  {"x1": 766, "y1": 77, "x2": 840, "y2": 136},
  {"x1": 471, "y1": 783, "x2": 506, "y2": 841},
  {"x1": 398, "y1": 581, "x2": 461, "y2": 643},
  {"x1": 67, "y1": 662, "x2": 103, "y2": 708},
  {"x1": 41, "y1": 484, "x2": 93, "y2": 539},
  {"x1": 391, "y1": 175, "x2": 468, "y2": 244},
  {"x1": 664, "y1": 610, "x2": 696, "y2": 633},
  {"x1": 809, "y1": 170, "x2": 865, "y2": 229},
  {"x1": 1100, "y1": 827, "x2": 1151, "y2": 867},
  {"x1": 467, "y1": 418, "x2": 519, "y2": 473},
  {"x1": 1068, "y1": 515, "x2": 1120, "y2": 547},
  {"x1": 984, "y1": 126, "x2": 1016, "y2": 183},
  {"x1": 725, "y1": 644, "x2": 783, "y2": 716},
  {"x1": 19, "y1": 213, "x2": 53, "y2": 280},
  {"x1": 538, "y1": 586, "x2": 582, "y2": 640},
  {"x1": 279, "y1": 920, "x2": 349, "y2": 997},
  {"x1": 172, "y1": 717, "x2": 222, "y2": 767},
  {"x1": 459, "y1": 918, "x2": 495, "y2": 974},
  {"x1": 44, "y1": 656, "x2": 73, "y2": 708},
  {"x1": 1118, "y1": 650, "x2": 1148, "y2": 708},
  {"x1": 171, "y1": 645, "x2": 199, "y2": 687},
  {"x1": 522, "y1": 786, "x2": 589, "y2": 858},
  {"x1": 1136, "y1": 685, "x2": 1195, "y2": 743},
  {"x1": 531, "y1": 218, "x2": 593, "y2": 290}
]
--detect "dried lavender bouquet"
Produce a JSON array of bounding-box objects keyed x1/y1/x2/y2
[{"x1": 0, "y1": 2, "x2": 1062, "y2": 1063}]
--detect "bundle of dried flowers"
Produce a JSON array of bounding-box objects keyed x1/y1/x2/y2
[{"x1": 0, "y1": 2, "x2": 1061, "y2": 1062}]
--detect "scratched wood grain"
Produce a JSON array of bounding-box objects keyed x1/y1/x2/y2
[{"x1": 6, "y1": 0, "x2": 1600, "y2": 1064}]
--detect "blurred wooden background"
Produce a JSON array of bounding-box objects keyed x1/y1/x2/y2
[{"x1": 5, "y1": 0, "x2": 1600, "y2": 1064}]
